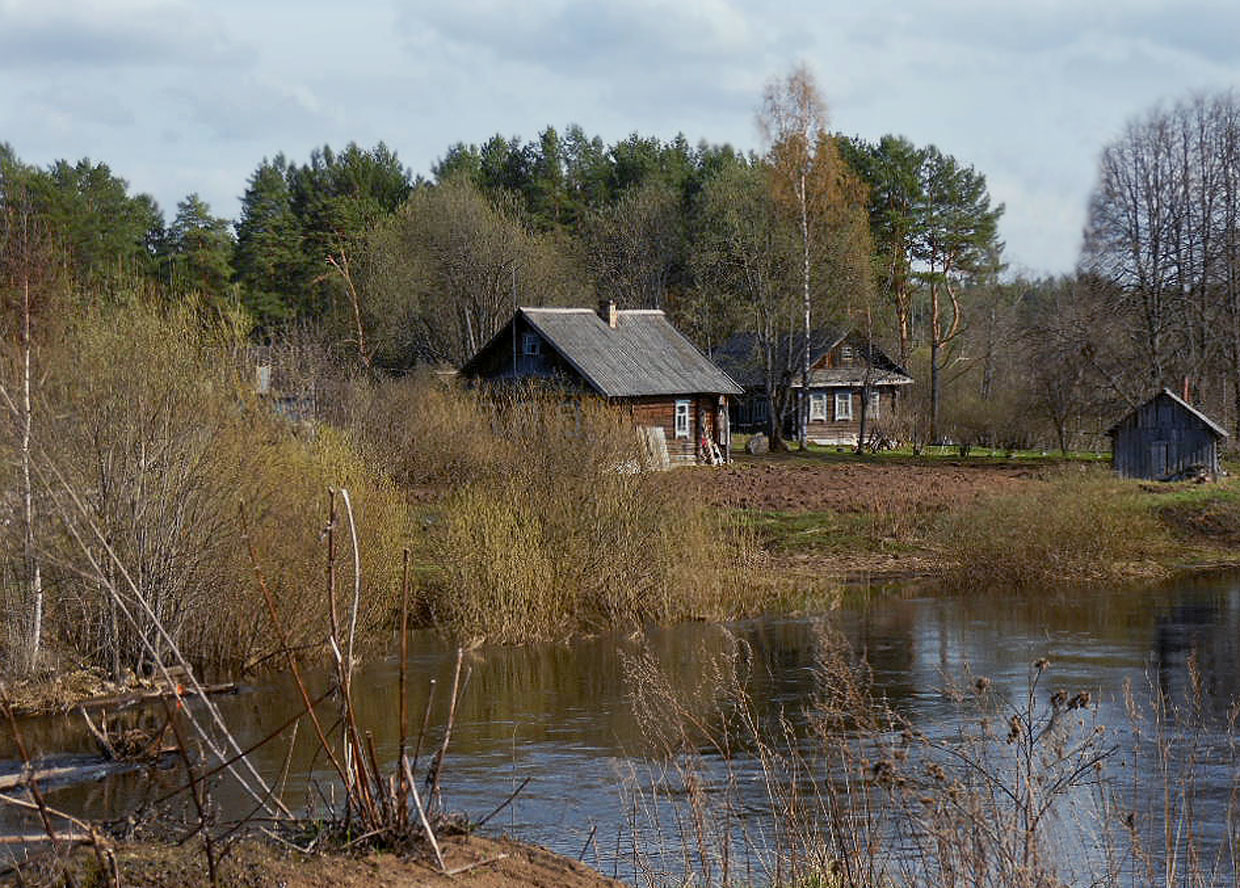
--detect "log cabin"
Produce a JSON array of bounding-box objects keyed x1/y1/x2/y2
[
  {"x1": 1108, "y1": 389, "x2": 1227, "y2": 480},
  {"x1": 713, "y1": 329, "x2": 913, "y2": 446},
  {"x1": 460, "y1": 302, "x2": 743, "y2": 464}
]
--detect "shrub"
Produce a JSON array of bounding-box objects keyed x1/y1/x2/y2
[
  {"x1": 942, "y1": 470, "x2": 1171, "y2": 588},
  {"x1": 421, "y1": 393, "x2": 761, "y2": 641},
  {"x1": 0, "y1": 301, "x2": 412, "y2": 676}
]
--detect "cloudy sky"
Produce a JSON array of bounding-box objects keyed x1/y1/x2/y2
[{"x1": 3, "y1": 0, "x2": 1240, "y2": 276}]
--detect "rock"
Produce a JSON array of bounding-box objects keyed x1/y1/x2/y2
[{"x1": 746, "y1": 433, "x2": 769, "y2": 455}]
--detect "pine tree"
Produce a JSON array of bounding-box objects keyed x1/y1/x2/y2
[
  {"x1": 165, "y1": 193, "x2": 234, "y2": 302},
  {"x1": 234, "y1": 155, "x2": 305, "y2": 326}
]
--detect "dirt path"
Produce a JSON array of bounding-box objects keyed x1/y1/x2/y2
[{"x1": 696, "y1": 456, "x2": 1043, "y2": 513}]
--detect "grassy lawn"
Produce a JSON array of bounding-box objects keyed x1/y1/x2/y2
[{"x1": 730, "y1": 433, "x2": 1109, "y2": 466}]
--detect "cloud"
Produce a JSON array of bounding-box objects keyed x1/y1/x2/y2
[
  {"x1": 0, "y1": 0, "x2": 245, "y2": 70},
  {"x1": 166, "y1": 76, "x2": 327, "y2": 144},
  {"x1": 394, "y1": 0, "x2": 799, "y2": 136},
  {"x1": 408, "y1": 0, "x2": 763, "y2": 72},
  {"x1": 22, "y1": 83, "x2": 137, "y2": 130}
]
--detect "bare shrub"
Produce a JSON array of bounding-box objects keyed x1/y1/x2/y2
[
  {"x1": 0, "y1": 301, "x2": 410, "y2": 676},
  {"x1": 423, "y1": 392, "x2": 761, "y2": 641},
  {"x1": 942, "y1": 471, "x2": 1171, "y2": 589},
  {"x1": 343, "y1": 370, "x2": 500, "y2": 490}
]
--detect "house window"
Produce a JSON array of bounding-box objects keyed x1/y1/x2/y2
[
  {"x1": 835, "y1": 391, "x2": 853, "y2": 421},
  {"x1": 674, "y1": 400, "x2": 691, "y2": 438},
  {"x1": 755, "y1": 397, "x2": 768, "y2": 421},
  {"x1": 868, "y1": 390, "x2": 880, "y2": 419},
  {"x1": 521, "y1": 333, "x2": 541, "y2": 356},
  {"x1": 839, "y1": 345, "x2": 855, "y2": 365},
  {"x1": 809, "y1": 393, "x2": 827, "y2": 422}
]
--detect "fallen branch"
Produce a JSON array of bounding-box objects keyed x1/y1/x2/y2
[
  {"x1": 445, "y1": 853, "x2": 509, "y2": 877},
  {"x1": 76, "y1": 682, "x2": 237, "y2": 712},
  {"x1": 0, "y1": 833, "x2": 91, "y2": 845},
  {"x1": 404, "y1": 756, "x2": 445, "y2": 872}
]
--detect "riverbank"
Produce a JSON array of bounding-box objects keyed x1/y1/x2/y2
[
  {"x1": 694, "y1": 449, "x2": 1240, "y2": 586},
  {"x1": 11, "y1": 834, "x2": 624, "y2": 888}
]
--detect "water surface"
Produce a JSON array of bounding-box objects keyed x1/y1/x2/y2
[{"x1": 4, "y1": 572, "x2": 1239, "y2": 882}]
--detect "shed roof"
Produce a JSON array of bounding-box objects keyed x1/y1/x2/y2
[
  {"x1": 463, "y1": 307, "x2": 743, "y2": 398},
  {"x1": 1106, "y1": 389, "x2": 1229, "y2": 438}
]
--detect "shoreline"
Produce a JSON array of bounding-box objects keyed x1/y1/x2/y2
[{"x1": 7, "y1": 833, "x2": 625, "y2": 888}]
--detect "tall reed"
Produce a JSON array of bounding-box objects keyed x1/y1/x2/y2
[
  {"x1": 419, "y1": 391, "x2": 761, "y2": 641},
  {"x1": 621, "y1": 625, "x2": 1240, "y2": 887},
  {"x1": 943, "y1": 471, "x2": 1171, "y2": 590}
]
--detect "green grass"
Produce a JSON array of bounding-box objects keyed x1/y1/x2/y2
[
  {"x1": 740, "y1": 508, "x2": 924, "y2": 555},
  {"x1": 731, "y1": 433, "x2": 1109, "y2": 467}
]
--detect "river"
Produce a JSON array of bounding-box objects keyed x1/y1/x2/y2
[{"x1": 4, "y1": 571, "x2": 1240, "y2": 884}]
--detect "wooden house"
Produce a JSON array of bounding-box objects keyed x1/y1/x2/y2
[
  {"x1": 1107, "y1": 389, "x2": 1227, "y2": 480},
  {"x1": 713, "y1": 330, "x2": 913, "y2": 445},
  {"x1": 460, "y1": 302, "x2": 743, "y2": 464}
]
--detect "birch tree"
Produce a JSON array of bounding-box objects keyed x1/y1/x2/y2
[
  {"x1": 760, "y1": 65, "x2": 829, "y2": 448},
  {"x1": 0, "y1": 153, "x2": 56, "y2": 671}
]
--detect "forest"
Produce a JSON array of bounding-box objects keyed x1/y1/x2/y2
[{"x1": 7, "y1": 82, "x2": 1240, "y2": 451}]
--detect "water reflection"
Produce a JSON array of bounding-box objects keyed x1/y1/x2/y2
[{"x1": 3, "y1": 572, "x2": 1240, "y2": 882}]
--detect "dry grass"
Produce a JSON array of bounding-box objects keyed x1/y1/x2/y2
[
  {"x1": 942, "y1": 470, "x2": 1173, "y2": 589},
  {"x1": 418, "y1": 393, "x2": 763, "y2": 642},
  {"x1": 621, "y1": 626, "x2": 1240, "y2": 888}
]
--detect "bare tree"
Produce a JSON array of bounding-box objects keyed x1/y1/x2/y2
[
  {"x1": 1083, "y1": 91, "x2": 1240, "y2": 434},
  {"x1": 583, "y1": 179, "x2": 684, "y2": 310},
  {"x1": 0, "y1": 167, "x2": 56, "y2": 672}
]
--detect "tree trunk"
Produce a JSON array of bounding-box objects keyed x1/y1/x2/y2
[
  {"x1": 799, "y1": 169, "x2": 811, "y2": 450},
  {"x1": 930, "y1": 281, "x2": 941, "y2": 444},
  {"x1": 21, "y1": 274, "x2": 42, "y2": 672}
]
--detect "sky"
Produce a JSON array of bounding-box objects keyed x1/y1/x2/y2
[{"x1": 3, "y1": 0, "x2": 1240, "y2": 277}]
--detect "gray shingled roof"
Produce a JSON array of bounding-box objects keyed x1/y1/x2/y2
[
  {"x1": 1106, "y1": 388, "x2": 1229, "y2": 438},
  {"x1": 712, "y1": 329, "x2": 912, "y2": 389},
  {"x1": 520, "y1": 308, "x2": 742, "y2": 397}
]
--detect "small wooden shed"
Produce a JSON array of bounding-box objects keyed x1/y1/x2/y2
[{"x1": 1107, "y1": 389, "x2": 1228, "y2": 480}]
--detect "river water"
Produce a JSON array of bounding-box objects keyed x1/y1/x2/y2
[{"x1": 4, "y1": 571, "x2": 1240, "y2": 883}]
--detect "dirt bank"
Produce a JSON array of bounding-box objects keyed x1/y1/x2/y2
[{"x1": 14, "y1": 835, "x2": 624, "y2": 888}]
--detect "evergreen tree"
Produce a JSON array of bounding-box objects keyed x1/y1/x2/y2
[
  {"x1": 32, "y1": 158, "x2": 162, "y2": 295},
  {"x1": 842, "y1": 135, "x2": 926, "y2": 366},
  {"x1": 917, "y1": 146, "x2": 1004, "y2": 441},
  {"x1": 234, "y1": 155, "x2": 304, "y2": 326},
  {"x1": 288, "y1": 142, "x2": 411, "y2": 318},
  {"x1": 164, "y1": 193, "x2": 234, "y2": 302}
]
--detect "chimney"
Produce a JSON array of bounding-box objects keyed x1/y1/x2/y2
[{"x1": 598, "y1": 299, "x2": 618, "y2": 329}]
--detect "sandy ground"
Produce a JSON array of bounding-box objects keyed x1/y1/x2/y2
[
  {"x1": 10, "y1": 835, "x2": 624, "y2": 888},
  {"x1": 696, "y1": 456, "x2": 1042, "y2": 514}
]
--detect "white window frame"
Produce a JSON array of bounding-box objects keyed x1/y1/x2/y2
[
  {"x1": 674, "y1": 400, "x2": 691, "y2": 438},
  {"x1": 521, "y1": 332, "x2": 541, "y2": 356},
  {"x1": 868, "y1": 389, "x2": 880, "y2": 420},
  {"x1": 835, "y1": 391, "x2": 853, "y2": 421},
  {"x1": 809, "y1": 393, "x2": 827, "y2": 422}
]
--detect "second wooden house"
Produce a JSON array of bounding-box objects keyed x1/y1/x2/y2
[
  {"x1": 713, "y1": 329, "x2": 913, "y2": 446},
  {"x1": 460, "y1": 302, "x2": 743, "y2": 464}
]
